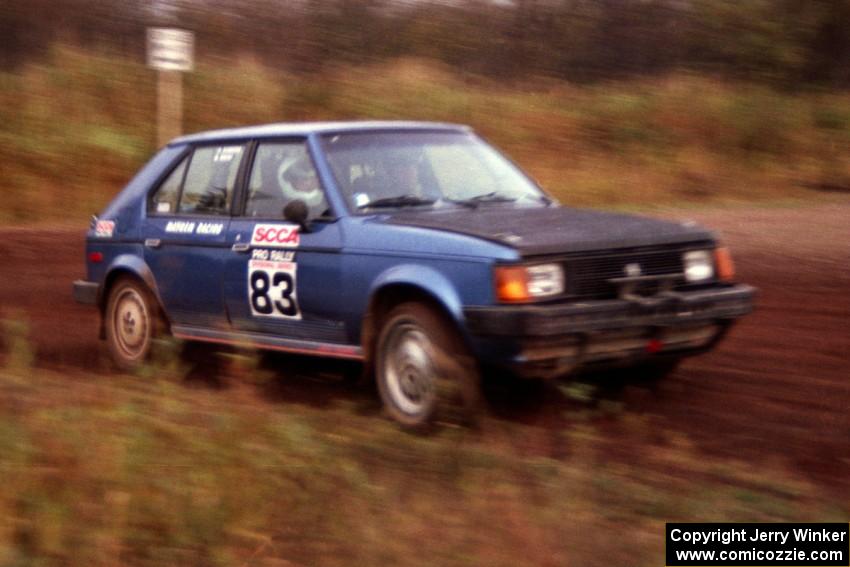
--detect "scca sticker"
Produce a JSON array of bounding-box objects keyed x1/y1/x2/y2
[
  {"x1": 95, "y1": 220, "x2": 115, "y2": 238},
  {"x1": 251, "y1": 224, "x2": 300, "y2": 248}
]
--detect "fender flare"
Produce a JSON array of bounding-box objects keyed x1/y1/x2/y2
[
  {"x1": 101, "y1": 254, "x2": 164, "y2": 312},
  {"x1": 360, "y1": 264, "x2": 473, "y2": 366},
  {"x1": 368, "y1": 263, "x2": 464, "y2": 323}
]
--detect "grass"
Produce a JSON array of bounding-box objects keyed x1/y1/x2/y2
[
  {"x1": 2, "y1": 47, "x2": 849, "y2": 224},
  {"x1": 1, "y1": 47, "x2": 846, "y2": 564},
  {"x1": 0, "y1": 325, "x2": 844, "y2": 566}
]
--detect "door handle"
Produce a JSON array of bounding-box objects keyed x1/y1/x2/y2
[
  {"x1": 144, "y1": 238, "x2": 161, "y2": 249},
  {"x1": 231, "y1": 243, "x2": 250, "y2": 253}
]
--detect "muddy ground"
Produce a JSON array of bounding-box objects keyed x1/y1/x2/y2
[{"x1": 1, "y1": 199, "x2": 848, "y2": 493}]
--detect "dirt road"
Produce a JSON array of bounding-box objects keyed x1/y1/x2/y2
[{"x1": 1, "y1": 200, "x2": 848, "y2": 491}]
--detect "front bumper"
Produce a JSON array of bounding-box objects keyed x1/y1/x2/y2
[
  {"x1": 464, "y1": 284, "x2": 755, "y2": 378},
  {"x1": 73, "y1": 280, "x2": 99, "y2": 305}
]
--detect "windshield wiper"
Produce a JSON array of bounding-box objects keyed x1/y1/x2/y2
[
  {"x1": 449, "y1": 191, "x2": 518, "y2": 208},
  {"x1": 358, "y1": 194, "x2": 436, "y2": 210},
  {"x1": 470, "y1": 191, "x2": 517, "y2": 202}
]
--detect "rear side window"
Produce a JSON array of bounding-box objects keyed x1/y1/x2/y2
[
  {"x1": 150, "y1": 157, "x2": 187, "y2": 214},
  {"x1": 149, "y1": 144, "x2": 245, "y2": 216}
]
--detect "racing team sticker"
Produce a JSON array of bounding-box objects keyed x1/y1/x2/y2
[{"x1": 250, "y1": 223, "x2": 300, "y2": 248}]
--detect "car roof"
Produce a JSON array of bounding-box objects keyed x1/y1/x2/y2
[{"x1": 169, "y1": 120, "x2": 471, "y2": 146}]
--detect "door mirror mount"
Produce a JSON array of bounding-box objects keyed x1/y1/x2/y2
[{"x1": 283, "y1": 200, "x2": 312, "y2": 233}]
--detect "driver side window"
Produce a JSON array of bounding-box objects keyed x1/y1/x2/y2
[{"x1": 245, "y1": 142, "x2": 328, "y2": 220}]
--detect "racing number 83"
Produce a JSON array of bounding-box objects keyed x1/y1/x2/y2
[{"x1": 249, "y1": 264, "x2": 300, "y2": 319}]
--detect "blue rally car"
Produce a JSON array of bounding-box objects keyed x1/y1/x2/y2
[{"x1": 74, "y1": 121, "x2": 754, "y2": 426}]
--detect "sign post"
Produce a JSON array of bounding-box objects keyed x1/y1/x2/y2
[{"x1": 146, "y1": 28, "x2": 194, "y2": 147}]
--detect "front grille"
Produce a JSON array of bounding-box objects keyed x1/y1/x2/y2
[{"x1": 565, "y1": 245, "x2": 698, "y2": 299}]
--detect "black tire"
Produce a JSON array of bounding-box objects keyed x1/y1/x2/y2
[
  {"x1": 481, "y1": 368, "x2": 549, "y2": 417},
  {"x1": 630, "y1": 358, "x2": 681, "y2": 385},
  {"x1": 375, "y1": 302, "x2": 480, "y2": 428},
  {"x1": 590, "y1": 358, "x2": 681, "y2": 400},
  {"x1": 104, "y1": 277, "x2": 160, "y2": 370}
]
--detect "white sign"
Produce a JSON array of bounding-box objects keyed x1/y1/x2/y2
[{"x1": 147, "y1": 28, "x2": 194, "y2": 72}]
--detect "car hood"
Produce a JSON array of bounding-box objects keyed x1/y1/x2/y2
[{"x1": 382, "y1": 205, "x2": 714, "y2": 256}]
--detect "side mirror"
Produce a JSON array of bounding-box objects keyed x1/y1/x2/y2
[{"x1": 283, "y1": 200, "x2": 311, "y2": 232}]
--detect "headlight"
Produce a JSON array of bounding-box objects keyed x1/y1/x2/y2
[
  {"x1": 683, "y1": 250, "x2": 714, "y2": 282},
  {"x1": 495, "y1": 263, "x2": 564, "y2": 302}
]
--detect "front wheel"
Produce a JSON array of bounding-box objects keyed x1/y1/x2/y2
[
  {"x1": 375, "y1": 303, "x2": 480, "y2": 428},
  {"x1": 105, "y1": 278, "x2": 159, "y2": 370}
]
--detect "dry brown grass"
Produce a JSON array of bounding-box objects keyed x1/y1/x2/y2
[{"x1": 0, "y1": 336, "x2": 843, "y2": 567}]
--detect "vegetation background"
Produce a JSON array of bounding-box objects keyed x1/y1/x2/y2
[
  {"x1": 1, "y1": 0, "x2": 849, "y2": 222},
  {"x1": 0, "y1": 1, "x2": 848, "y2": 565}
]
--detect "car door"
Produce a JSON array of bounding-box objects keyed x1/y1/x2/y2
[
  {"x1": 144, "y1": 143, "x2": 245, "y2": 328},
  {"x1": 222, "y1": 139, "x2": 348, "y2": 344}
]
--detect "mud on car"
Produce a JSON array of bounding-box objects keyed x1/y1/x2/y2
[{"x1": 74, "y1": 121, "x2": 754, "y2": 427}]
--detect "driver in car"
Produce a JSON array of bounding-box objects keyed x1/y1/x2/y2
[{"x1": 280, "y1": 157, "x2": 327, "y2": 218}]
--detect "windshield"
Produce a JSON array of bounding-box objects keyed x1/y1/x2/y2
[{"x1": 320, "y1": 131, "x2": 551, "y2": 212}]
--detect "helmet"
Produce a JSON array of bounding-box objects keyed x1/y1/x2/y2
[
  {"x1": 277, "y1": 157, "x2": 325, "y2": 209},
  {"x1": 282, "y1": 157, "x2": 316, "y2": 184}
]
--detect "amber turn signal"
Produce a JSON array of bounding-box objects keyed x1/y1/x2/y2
[
  {"x1": 714, "y1": 247, "x2": 735, "y2": 281},
  {"x1": 495, "y1": 266, "x2": 531, "y2": 302}
]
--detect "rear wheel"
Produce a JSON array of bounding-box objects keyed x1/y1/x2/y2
[
  {"x1": 375, "y1": 302, "x2": 480, "y2": 428},
  {"x1": 105, "y1": 278, "x2": 160, "y2": 370}
]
